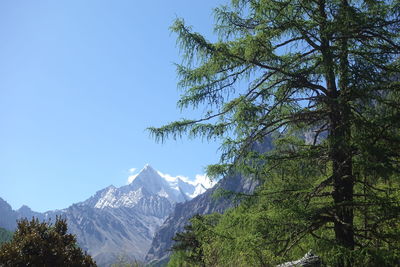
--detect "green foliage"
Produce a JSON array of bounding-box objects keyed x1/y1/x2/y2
[
  {"x1": 111, "y1": 254, "x2": 143, "y2": 267},
  {"x1": 168, "y1": 214, "x2": 221, "y2": 267},
  {"x1": 170, "y1": 173, "x2": 399, "y2": 266},
  {"x1": 170, "y1": 220, "x2": 204, "y2": 265},
  {"x1": 168, "y1": 251, "x2": 192, "y2": 267},
  {"x1": 0, "y1": 217, "x2": 96, "y2": 267},
  {"x1": 0, "y1": 228, "x2": 12, "y2": 245},
  {"x1": 154, "y1": 0, "x2": 400, "y2": 266}
]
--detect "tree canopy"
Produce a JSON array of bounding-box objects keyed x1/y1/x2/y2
[
  {"x1": 149, "y1": 0, "x2": 400, "y2": 266},
  {"x1": 0, "y1": 217, "x2": 96, "y2": 267},
  {"x1": 0, "y1": 228, "x2": 12, "y2": 245}
]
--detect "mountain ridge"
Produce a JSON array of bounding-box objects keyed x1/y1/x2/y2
[{"x1": 0, "y1": 164, "x2": 214, "y2": 266}]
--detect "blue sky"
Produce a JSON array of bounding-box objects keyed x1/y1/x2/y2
[{"x1": 0, "y1": 0, "x2": 227, "y2": 212}]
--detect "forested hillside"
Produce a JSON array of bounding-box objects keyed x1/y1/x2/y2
[
  {"x1": 150, "y1": 0, "x2": 400, "y2": 266},
  {"x1": 0, "y1": 227, "x2": 12, "y2": 245}
]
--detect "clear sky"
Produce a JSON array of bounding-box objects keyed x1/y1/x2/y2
[{"x1": 0, "y1": 0, "x2": 227, "y2": 212}]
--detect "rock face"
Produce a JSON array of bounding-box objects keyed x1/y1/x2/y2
[
  {"x1": 0, "y1": 198, "x2": 18, "y2": 231},
  {"x1": 0, "y1": 165, "x2": 213, "y2": 266},
  {"x1": 145, "y1": 137, "x2": 273, "y2": 264},
  {"x1": 278, "y1": 251, "x2": 321, "y2": 267},
  {"x1": 64, "y1": 202, "x2": 165, "y2": 265}
]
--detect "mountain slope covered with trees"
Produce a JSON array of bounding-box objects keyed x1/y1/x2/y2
[{"x1": 0, "y1": 227, "x2": 12, "y2": 245}]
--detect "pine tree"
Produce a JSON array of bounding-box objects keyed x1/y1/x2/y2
[
  {"x1": 168, "y1": 214, "x2": 221, "y2": 267},
  {"x1": 150, "y1": 0, "x2": 400, "y2": 266},
  {"x1": 0, "y1": 217, "x2": 96, "y2": 266}
]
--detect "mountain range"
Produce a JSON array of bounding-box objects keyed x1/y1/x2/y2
[{"x1": 0, "y1": 164, "x2": 214, "y2": 266}]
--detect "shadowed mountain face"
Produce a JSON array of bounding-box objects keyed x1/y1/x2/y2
[
  {"x1": 0, "y1": 199, "x2": 47, "y2": 230},
  {"x1": 0, "y1": 165, "x2": 213, "y2": 266},
  {"x1": 145, "y1": 173, "x2": 259, "y2": 264},
  {"x1": 0, "y1": 198, "x2": 17, "y2": 231},
  {"x1": 145, "y1": 137, "x2": 273, "y2": 264}
]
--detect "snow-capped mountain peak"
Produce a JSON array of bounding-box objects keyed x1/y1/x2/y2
[
  {"x1": 142, "y1": 163, "x2": 157, "y2": 174},
  {"x1": 90, "y1": 165, "x2": 215, "y2": 210}
]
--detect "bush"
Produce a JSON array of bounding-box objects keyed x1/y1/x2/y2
[{"x1": 0, "y1": 216, "x2": 96, "y2": 266}]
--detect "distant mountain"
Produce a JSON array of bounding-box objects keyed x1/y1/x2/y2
[
  {"x1": 145, "y1": 137, "x2": 273, "y2": 265},
  {"x1": 0, "y1": 198, "x2": 17, "y2": 231},
  {"x1": 0, "y1": 164, "x2": 214, "y2": 266}
]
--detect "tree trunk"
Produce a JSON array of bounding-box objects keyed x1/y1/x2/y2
[
  {"x1": 330, "y1": 104, "x2": 354, "y2": 251},
  {"x1": 331, "y1": 1, "x2": 355, "y2": 265},
  {"x1": 319, "y1": 0, "x2": 355, "y2": 263}
]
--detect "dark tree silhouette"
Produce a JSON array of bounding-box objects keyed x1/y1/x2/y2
[{"x1": 0, "y1": 217, "x2": 96, "y2": 267}]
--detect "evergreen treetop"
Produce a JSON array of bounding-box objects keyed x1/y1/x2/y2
[{"x1": 0, "y1": 217, "x2": 96, "y2": 267}]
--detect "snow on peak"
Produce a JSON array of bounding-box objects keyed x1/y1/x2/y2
[
  {"x1": 142, "y1": 163, "x2": 156, "y2": 172},
  {"x1": 127, "y1": 164, "x2": 216, "y2": 190},
  {"x1": 190, "y1": 184, "x2": 207, "y2": 198},
  {"x1": 157, "y1": 170, "x2": 215, "y2": 188},
  {"x1": 155, "y1": 169, "x2": 216, "y2": 198},
  {"x1": 94, "y1": 165, "x2": 217, "y2": 210},
  {"x1": 94, "y1": 186, "x2": 117, "y2": 209},
  {"x1": 143, "y1": 163, "x2": 151, "y2": 169},
  {"x1": 193, "y1": 174, "x2": 217, "y2": 189},
  {"x1": 127, "y1": 164, "x2": 158, "y2": 184}
]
